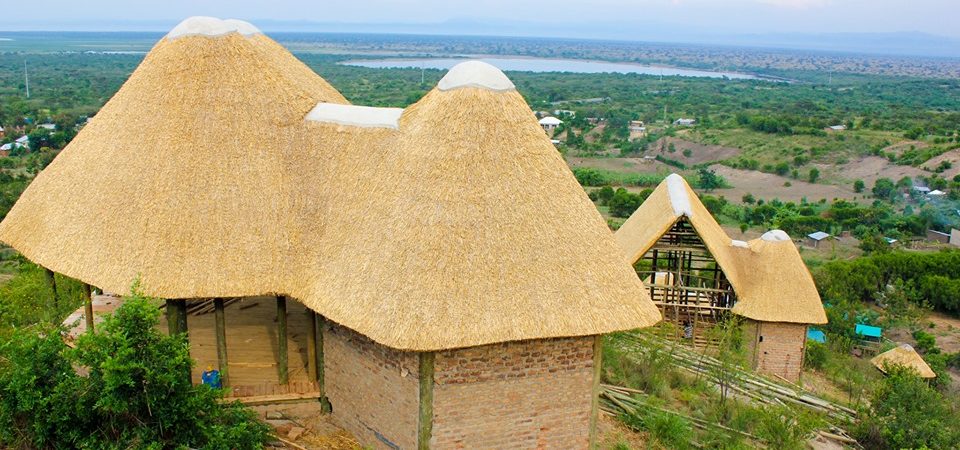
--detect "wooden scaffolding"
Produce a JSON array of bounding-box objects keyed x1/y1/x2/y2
[{"x1": 636, "y1": 217, "x2": 736, "y2": 348}]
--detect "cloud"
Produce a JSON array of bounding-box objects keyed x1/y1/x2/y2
[{"x1": 756, "y1": 0, "x2": 830, "y2": 8}]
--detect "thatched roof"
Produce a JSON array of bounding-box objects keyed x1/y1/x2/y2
[
  {"x1": 614, "y1": 174, "x2": 826, "y2": 325},
  {"x1": 0, "y1": 18, "x2": 660, "y2": 351},
  {"x1": 871, "y1": 344, "x2": 936, "y2": 379}
]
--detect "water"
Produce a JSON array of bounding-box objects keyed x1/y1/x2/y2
[{"x1": 341, "y1": 57, "x2": 761, "y2": 80}]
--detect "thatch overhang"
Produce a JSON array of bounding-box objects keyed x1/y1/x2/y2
[
  {"x1": 614, "y1": 174, "x2": 827, "y2": 325},
  {"x1": 0, "y1": 18, "x2": 660, "y2": 351}
]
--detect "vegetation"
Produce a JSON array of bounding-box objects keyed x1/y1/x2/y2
[{"x1": 0, "y1": 288, "x2": 271, "y2": 449}]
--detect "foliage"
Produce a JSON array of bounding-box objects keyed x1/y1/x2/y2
[
  {"x1": 803, "y1": 341, "x2": 828, "y2": 370},
  {"x1": 0, "y1": 291, "x2": 271, "y2": 449},
  {"x1": 853, "y1": 366, "x2": 960, "y2": 449}
]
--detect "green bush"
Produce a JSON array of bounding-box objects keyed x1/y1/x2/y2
[
  {"x1": 0, "y1": 290, "x2": 271, "y2": 449},
  {"x1": 803, "y1": 341, "x2": 829, "y2": 370},
  {"x1": 854, "y1": 366, "x2": 960, "y2": 449}
]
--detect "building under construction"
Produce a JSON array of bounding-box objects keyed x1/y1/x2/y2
[{"x1": 616, "y1": 174, "x2": 828, "y2": 381}]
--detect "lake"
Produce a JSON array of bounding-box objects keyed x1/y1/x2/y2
[{"x1": 341, "y1": 57, "x2": 762, "y2": 80}]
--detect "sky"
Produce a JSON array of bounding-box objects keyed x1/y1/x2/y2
[{"x1": 1, "y1": 0, "x2": 957, "y2": 39}]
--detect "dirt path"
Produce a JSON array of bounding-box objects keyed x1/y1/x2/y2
[{"x1": 709, "y1": 165, "x2": 857, "y2": 203}]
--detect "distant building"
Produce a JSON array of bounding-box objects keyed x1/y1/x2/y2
[
  {"x1": 913, "y1": 186, "x2": 931, "y2": 194},
  {"x1": 538, "y1": 116, "x2": 562, "y2": 133},
  {"x1": 38, "y1": 123, "x2": 56, "y2": 131},
  {"x1": 553, "y1": 109, "x2": 575, "y2": 117},
  {"x1": 928, "y1": 189, "x2": 946, "y2": 197},
  {"x1": 0, "y1": 125, "x2": 5, "y2": 138},
  {"x1": 673, "y1": 118, "x2": 696, "y2": 126},
  {"x1": 951, "y1": 229, "x2": 960, "y2": 247},
  {"x1": 805, "y1": 231, "x2": 830, "y2": 248},
  {"x1": 927, "y1": 229, "x2": 951, "y2": 244},
  {"x1": 628, "y1": 120, "x2": 647, "y2": 141},
  {"x1": 827, "y1": 125, "x2": 846, "y2": 131}
]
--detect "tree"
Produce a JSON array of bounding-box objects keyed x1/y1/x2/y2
[
  {"x1": 872, "y1": 178, "x2": 897, "y2": 202},
  {"x1": 807, "y1": 168, "x2": 820, "y2": 183},
  {"x1": 697, "y1": 167, "x2": 722, "y2": 192},
  {"x1": 0, "y1": 290, "x2": 271, "y2": 448},
  {"x1": 742, "y1": 193, "x2": 755, "y2": 204},
  {"x1": 853, "y1": 179, "x2": 865, "y2": 193}
]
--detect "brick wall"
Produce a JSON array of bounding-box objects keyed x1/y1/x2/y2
[
  {"x1": 430, "y1": 336, "x2": 596, "y2": 449},
  {"x1": 323, "y1": 322, "x2": 420, "y2": 450},
  {"x1": 746, "y1": 320, "x2": 807, "y2": 382}
]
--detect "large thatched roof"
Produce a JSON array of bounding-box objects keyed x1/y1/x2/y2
[
  {"x1": 871, "y1": 344, "x2": 936, "y2": 379},
  {"x1": 615, "y1": 174, "x2": 826, "y2": 325},
  {"x1": 0, "y1": 18, "x2": 660, "y2": 351}
]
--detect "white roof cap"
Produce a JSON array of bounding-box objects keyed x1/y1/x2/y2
[
  {"x1": 166, "y1": 16, "x2": 262, "y2": 40},
  {"x1": 437, "y1": 61, "x2": 515, "y2": 92},
  {"x1": 763, "y1": 230, "x2": 793, "y2": 242}
]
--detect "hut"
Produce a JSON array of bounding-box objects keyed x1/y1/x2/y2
[
  {"x1": 615, "y1": 174, "x2": 827, "y2": 381},
  {"x1": 871, "y1": 344, "x2": 936, "y2": 379},
  {"x1": 0, "y1": 17, "x2": 660, "y2": 449}
]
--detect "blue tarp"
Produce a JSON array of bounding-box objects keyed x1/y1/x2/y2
[
  {"x1": 807, "y1": 329, "x2": 827, "y2": 343},
  {"x1": 855, "y1": 323, "x2": 882, "y2": 338}
]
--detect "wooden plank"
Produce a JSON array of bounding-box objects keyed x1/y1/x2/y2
[
  {"x1": 418, "y1": 352, "x2": 435, "y2": 450},
  {"x1": 233, "y1": 391, "x2": 322, "y2": 406},
  {"x1": 82, "y1": 283, "x2": 94, "y2": 333},
  {"x1": 215, "y1": 298, "x2": 229, "y2": 387},
  {"x1": 277, "y1": 295, "x2": 288, "y2": 385},
  {"x1": 588, "y1": 335, "x2": 603, "y2": 450}
]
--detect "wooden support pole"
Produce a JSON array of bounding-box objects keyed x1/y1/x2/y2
[
  {"x1": 43, "y1": 268, "x2": 58, "y2": 311},
  {"x1": 165, "y1": 301, "x2": 188, "y2": 334},
  {"x1": 316, "y1": 314, "x2": 331, "y2": 413},
  {"x1": 418, "y1": 352, "x2": 435, "y2": 450},
  {"x1": 589, "y1": 335, "x2": 603, "y2": 450},
  {"x1": 277, "y1": 295, "x2": 288, "y2": 385},
  {"x1": 307, "y1": 311, "x2": 318, "y2": 382},
  {"x1": 214, "y1": 298, "x2": 229, "y2": 387},
  {"x1": 82, "y1": 283, "x2": 94, "y2": 333}
]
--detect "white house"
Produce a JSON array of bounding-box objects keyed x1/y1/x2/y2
[
  {"x1": 674, "y1": 118, "x2": 696, "y2": 126},
  {"x1": 827, "y1": 125, "x2": 846, "y2": 131},
  {"x1": 38, "y1": 123, "x2": 56, "y2": 131},
  {"x1": 539, "y1": 116, "x2": 563, "y2": 132},
  {"x1": 15, "y1": 136, "x2": 29, "y2": 146},
  {"x1": 928, "y1": 189, "x2": 947, "y2": 197}
]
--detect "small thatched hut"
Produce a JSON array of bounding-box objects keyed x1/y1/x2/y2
[
  {"x1": 871, "y1": 344, "x2": 936, "y2": 379},
  {"x1": 615, "y1": 174, "x2": 826, "y2": 381},
  {"x1": 0, "y1": 18, "x2": 660, "y2": 449}
]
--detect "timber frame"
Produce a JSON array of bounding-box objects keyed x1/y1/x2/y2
[{"x1": 636, "y1": 217, "x2": 736, "y2": 347}]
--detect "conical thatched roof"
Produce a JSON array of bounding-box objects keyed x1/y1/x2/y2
[
  {"x1": 871, "y1": 344, "x2": 936, "y2": 378},
  {"x1": 0, "y1": 20, "x2": 659, "y2": 351},
  {"x1": 614, "y1": 174, "x2": 826, "y2": 325}
]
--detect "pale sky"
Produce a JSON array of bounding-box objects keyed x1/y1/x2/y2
[{"x1": 1, "y1": 0, "x2": 957, "y2": 38}]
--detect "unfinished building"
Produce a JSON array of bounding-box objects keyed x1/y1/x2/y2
[{"x1": 615, "y1": 174, "x2": 827, "y2": 381}]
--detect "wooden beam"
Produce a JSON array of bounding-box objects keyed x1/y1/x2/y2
[
  {"x1": 277, "y1": 295, "x2": 288, "y2": 385},
  {"x1": 418, "y1": 352, "x2": 435, "y2": 450},
  {"x1": 589, "y1": 335, "x2": 603, "y2": 450},
  {"x1": 214, "y1": 298, "x2": 229, "y2": 387},
  {"x1": 82, "y1": 283, "x2": 94, "y2": 333}
]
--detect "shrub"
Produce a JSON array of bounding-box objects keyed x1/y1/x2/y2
[
  {"x1": 803, "y1": 341, "x2": 829, "y2": 370},
  {"x1": 0, "y1": 290, "x2": 271, "y2": 449}
]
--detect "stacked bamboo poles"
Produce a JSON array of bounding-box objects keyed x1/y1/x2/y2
[{"x1": 617, "y1": 332, "x2": 857, "y2": 423}]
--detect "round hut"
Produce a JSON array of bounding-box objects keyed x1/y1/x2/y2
[{"x1": 0, "y1": 17, "x2": 660, "y2": 449}]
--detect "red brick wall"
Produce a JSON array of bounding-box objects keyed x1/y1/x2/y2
[
  {"x1": 747, "y1": 320, "x2": 807, "y2": 382},
  {"x1": 323, "y1": 322, "x2": 420, "y2": 450},
  {"x1": 430, "y1": 336, "x2": 596, "y2": 449}
]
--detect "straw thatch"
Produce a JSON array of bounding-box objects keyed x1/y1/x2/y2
[
  {"x1": 614, "y1": 174, "x2": 827, "y2": 325},
  {"x1": 871, "y1": 344, "x2": 936, "y2": 378},
  {"x1": 0, "y1": 19, "x2": 660, "y2": 351}
]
